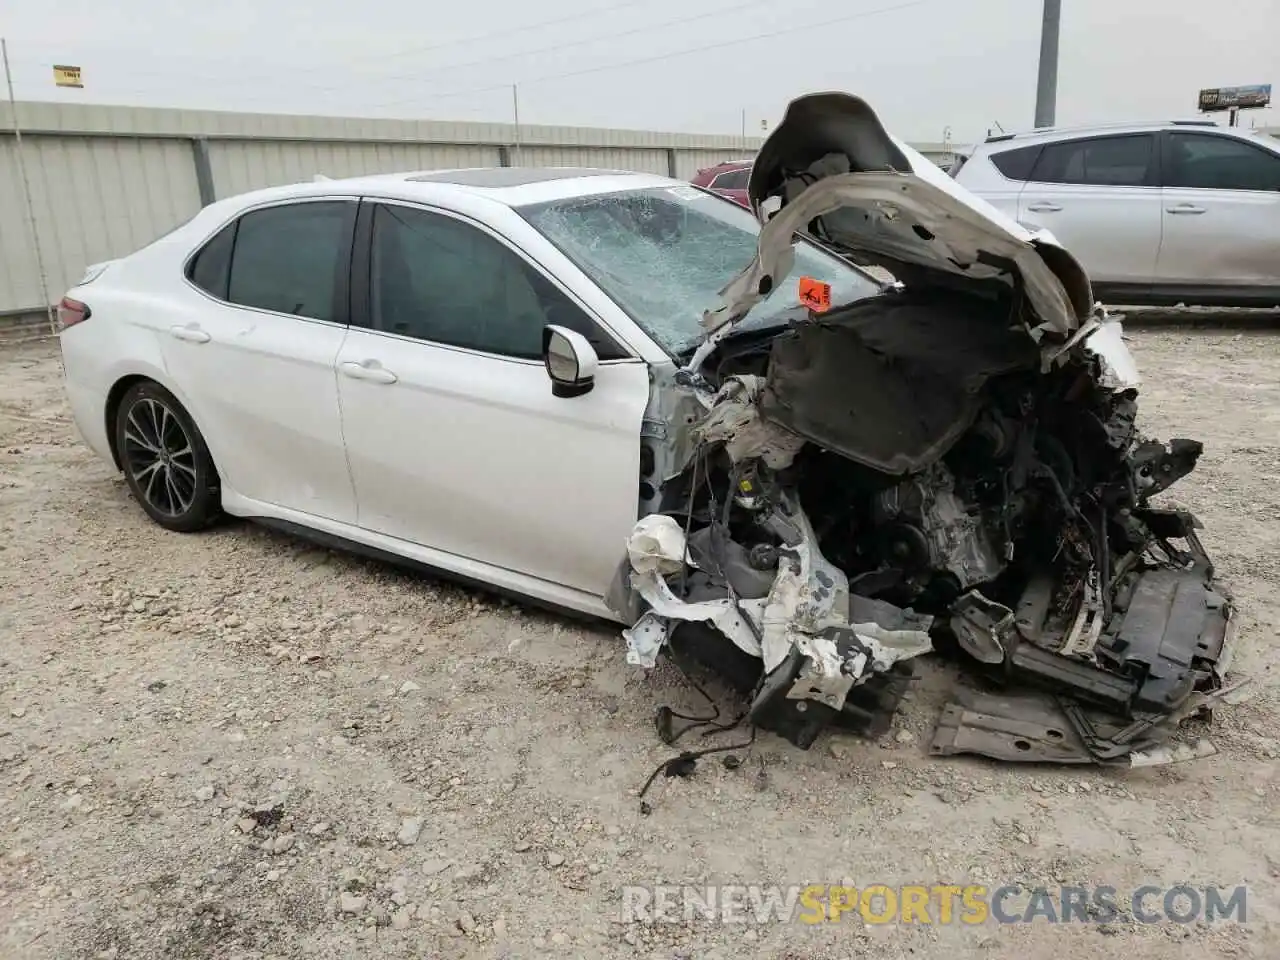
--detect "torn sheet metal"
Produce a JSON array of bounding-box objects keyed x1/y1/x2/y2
[
  {"x1": 930, "y1": 684, "x2": 1246, "y2": 767},
  {"x1": 621, "y1": 494, "x2": 932, "y2": 708},
  {"x1": 626, "y1": 573, "x2": 767, "y2": 667},
  {"x1": 695, "y1": 375, "x2": 806, "y2": 469},
  {"x1": 622, "y1": 514, "x2": 767, "y2": 666}
]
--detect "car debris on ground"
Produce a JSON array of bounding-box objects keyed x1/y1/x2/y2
[{"x1": 610, "y1": 92, "x2": 1242, "y2": 770}]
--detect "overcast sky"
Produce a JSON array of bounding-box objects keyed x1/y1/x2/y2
[{"x1": 3, "y1": 0, "x2": 1276, "y2": 144}]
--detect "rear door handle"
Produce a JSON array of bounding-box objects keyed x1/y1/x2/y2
[
  {"x1": 1026, "y1": 202, "x2": 1063, "y2": 213},
  {"x1": 169, "y1": 324, "x2": 210, "y2": 343},
  {"x1": 340, "y1": 360, "x2": 398, "y2": 384},
  {"x1": 1166, "y1": 204, "x2": 1206, "y2": 214}
]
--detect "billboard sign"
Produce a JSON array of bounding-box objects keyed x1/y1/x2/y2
[
  {"x1": 52, "y1": 65, "x2": 83, "y2": 88},
  {"x1": 1198, "y1": 84, "x2": 1271, "y2": 112}
]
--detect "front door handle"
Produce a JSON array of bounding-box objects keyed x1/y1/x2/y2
[
  {"x1": 1026, "y1": 202, "x2": 1063, "y2": 213},
  {"x1": 1166, "y1": 204, "x2": 1206, "y2": 215},
  {"x1": 169, "y1": 324, "x2": 210, "y2": 343},
  {"x1": 340, "y1": 360, "x2": 398, "y2": 384}
]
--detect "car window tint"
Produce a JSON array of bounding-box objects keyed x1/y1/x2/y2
[
  {"x1": 187, "y1": 221, "x2": 236, "y2": 300},
  {"x1": 369, "y1": 204, "x2": 627, "y2": 360},
  {"x1": 712, "y1": 168, "x2": 750, "y2": 190},
  {"x1": 1031, "y1": 134, "x2": 1154, "y2": 186},
  {"x1": 1165, "y1": 133, "x2": 1280, "y2": 191},
  {"x1": 226, "y1": 202, "x2": 351, "y2": 321},
  {"x1": 989, "y1": 144, "x2": 1042, "y2": 181}
]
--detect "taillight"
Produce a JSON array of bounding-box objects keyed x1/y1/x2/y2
[{"x1": 58, "y1": 297, "x2": 91, "y2": 329}]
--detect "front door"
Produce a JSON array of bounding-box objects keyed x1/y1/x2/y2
[
  {"x1": 1156, "y1": 130, "x2": 1280, "y2": 288},
  {"x1": 163, "y1": 198, "x2": 358, "y2": 523},
  {"x1": 1017, "y1": 132, "x2": 1162, "y2": 285},
  {"x1": 335, "y1": 200, "x2": 650, "y2": 598}
]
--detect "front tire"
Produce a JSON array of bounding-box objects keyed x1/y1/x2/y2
[{"x1": 114, "y1": 382, "x2": 222, "y2": 532}]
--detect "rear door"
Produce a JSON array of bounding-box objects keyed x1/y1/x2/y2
[
  {"x1": 968, "y1": 142, "x2": 1041, "y2": 220},
  {"x1": 167, "y1": 198, "x2": 358, "y2": 522},
  {"x1": 335, "y1": 199, "x2": 651, "y2": 598},
  {"x1": 1017, "y1": 132, "x2": 1162, "y2": 285},
  {"x1": 1156, "y1": 130, "x2": 1280, "y2": 289}
]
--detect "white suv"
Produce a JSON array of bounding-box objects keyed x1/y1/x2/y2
[{"x1": 953, "y1": 120, "x2": 1280, "y2": 306}]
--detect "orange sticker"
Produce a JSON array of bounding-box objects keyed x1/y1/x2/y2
[{"x1": 798, "y1": 276, "x2": 832, "y2": 313}]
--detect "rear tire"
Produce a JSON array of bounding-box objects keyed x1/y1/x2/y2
[{"x1": 114, "y1": 381, "x2": 222, "y2": 532}]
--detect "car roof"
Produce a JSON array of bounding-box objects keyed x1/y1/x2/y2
[
  {"x1": 975, "y1": 119, "x2": 1278, "y2": 151},
  {"x1": 199, "y1": 167, "x2": 679, "y2": 219}
]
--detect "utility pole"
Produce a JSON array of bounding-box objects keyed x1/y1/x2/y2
[
  {"x1": 1034, "y1": 0, "x2": 1061, "y2": 128},
  {"x1": 511, "y1": 84, "x2": 522, "y2": 167},
  {"x1": 2, "y1": 38, "x2": 56, "y2": 335}
]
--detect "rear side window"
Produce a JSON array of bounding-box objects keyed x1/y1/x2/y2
[
  {"x1": 187, "y1": 222, "x2": 235, "y2": 300},
  {"x1": 227, "y1": 203, "x2": 353, "y2": 322},
  {"x1": 711, "y1": 168, "x2": 750, "y2": 190},
  {"x1": 989, "y1": 144, "x2": 1042, "y2": 181},
  {"x1": 1030, "y1": 134, "x2": 1155, "y2": 186},
  {"x1": 187, "y1": 201, "x2": 354, "y2": 322},
  {"x1": 1164, "y1": 132, "x2": 1280, "y2": 191}
]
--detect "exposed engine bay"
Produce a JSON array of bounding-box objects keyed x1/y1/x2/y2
[{"x1": 610, "y1": 92, "x2": 1241, "y2": 768}]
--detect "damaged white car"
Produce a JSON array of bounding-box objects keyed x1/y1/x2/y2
[
  {"x1": 609, "y1": 93, "x2": 1239, "y2": 765},
  {"x1": 62, "y1": 91, "x2": 1238, "y2": 766}
]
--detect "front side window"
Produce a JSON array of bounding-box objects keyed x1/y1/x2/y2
[
  {"x1": 223, "y1": 202, "x2": 353, "y2": 322},
  {"x1": 518, "y1": 185, "x2": 880, "y2": 354},
  {"x1": 368, "y1": 204, "x2": 626, "y2": 360},
  {"x1": 1164, "y1": 132, "x2": 1280, "y2": 191},
  {"x1": 1031, "y1": 134, "x2": 1155, "y2": 187}
]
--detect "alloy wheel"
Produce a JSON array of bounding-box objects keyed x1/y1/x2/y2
[{"x1": 120, "y1": 397, "x2": 198, "y2": 518}]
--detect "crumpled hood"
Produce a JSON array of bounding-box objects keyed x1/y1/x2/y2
[{"x1": 701, "y1": 92, "x2": 1094, "y2": 344}]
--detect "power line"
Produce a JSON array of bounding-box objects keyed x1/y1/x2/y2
[
  {"x1": 284, "y1": 0, "x2": 809, "y2": 96},
  {"x1": 8, "y1": 0, "x2": 774, "y2": 103},
  {"x1": 102, "y1": 0, "x2": 822, "y2": 108},
  {"x1": 367, "y1": 0, "x2": 943, "y2": 111},
  {"x1": 7, "y1": 0, "x2": 951, "y2": 122},
  {"x1": 7, "y1": 0, "x2": 645, "y2": 89}
]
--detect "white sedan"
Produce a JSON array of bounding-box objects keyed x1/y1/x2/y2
[
  {"x1": 59, "y1": 93, "x2": 1234, "y2": 762},
  {"x1": 58, "y1": 165, "x2": 879, "y2": 620}
]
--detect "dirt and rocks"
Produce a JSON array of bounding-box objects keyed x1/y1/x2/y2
[{"x1": 1, "y1": 329, "x2": 1278, "y2": 960}]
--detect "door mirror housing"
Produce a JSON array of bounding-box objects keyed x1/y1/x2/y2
[{"x1": 542, "y1": 325, "x2": 598, "y2": 398}]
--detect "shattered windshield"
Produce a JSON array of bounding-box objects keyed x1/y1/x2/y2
[{"x1": 517, "y1": 185, "x2": 880, "y2": 354}]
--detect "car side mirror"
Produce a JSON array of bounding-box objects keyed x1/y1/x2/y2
[{"x1": 542, "y1": 324, "x2": 598, "y2": 398}]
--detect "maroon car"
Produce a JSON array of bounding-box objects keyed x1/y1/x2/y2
[{"x1": 690, "y1": 160, "x2": 752, "y2": 207}]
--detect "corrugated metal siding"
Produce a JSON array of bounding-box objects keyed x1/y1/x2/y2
[
  {"x1": 673, "y1": 149, "x2": 753, "y2": 180},
  {"x1": 0, "y1": 134, "x2": 200, "y2": 313},
  {"x1": 0, "y1": 139, "x2": 41, "y2": 313},
  {"x1": 514, "y1": 145, "x2": 669, "y2": 174},
  {"x1": 207, "y1": 140, "x2": 503, "y2": 195}
]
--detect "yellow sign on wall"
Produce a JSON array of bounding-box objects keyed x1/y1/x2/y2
[{"x1": 53, "y1": 65, "x2": 83, "y2": 88}]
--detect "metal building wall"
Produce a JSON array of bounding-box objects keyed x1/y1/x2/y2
[
  {"x1": 0, "y1": 99, "x2": 775, "y2": 317},
  {"x1": 207, "y1": 140, "x2": 503, "y2": 196},
  {"x1": 514, "y1": 144, "x2": 670, "y2": 174},
  {"x1": 0, "y1": 133, "x2": 201, "y2": 316}
]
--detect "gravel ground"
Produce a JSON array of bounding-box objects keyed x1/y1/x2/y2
[{"x1": 1, "y1": 329, "x2": 1278, "y2": 960}]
